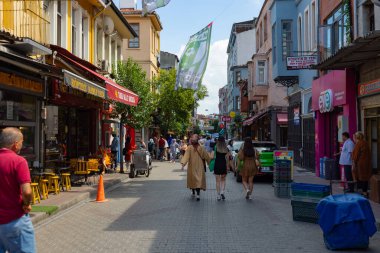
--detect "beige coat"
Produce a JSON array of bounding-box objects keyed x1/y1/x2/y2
[{"x1": 181, "y1": 144, "x2": 211, "y2": 190}]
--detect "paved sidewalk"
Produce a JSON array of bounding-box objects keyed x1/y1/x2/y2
[
  {"x1": 30, "y1": 172, "x2": 130, "y2": 225},
  {"x1": 293, "y1": 166, "x2": 380, "y2": 230}
]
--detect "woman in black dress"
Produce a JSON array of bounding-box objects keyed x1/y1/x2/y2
[{"x1": 213, "y1": 136, "x2": 230, "y2": 200}]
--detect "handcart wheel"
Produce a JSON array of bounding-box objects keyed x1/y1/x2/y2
[
  {"x1": 135, "y1": 169, "x2": 139, "y2": 177},
  {"x1": 129, "y1": 165, "x2": 135, "y2": 178},
  {"x1": 145, "y1": 166, "x2": 150, "y2": 177}
]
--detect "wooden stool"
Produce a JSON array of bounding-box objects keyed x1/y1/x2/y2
[
  {"x1": 48, "y1": 176, "x2": 60, "y2": 195},
  {"x1": 61, "y1": 173, "x2": 71, "y2": 191},
  {"x1": 31, "y1": 183, "x2": 41, "y2": 204},
  {"x1": 39, "y1": 179, "x2": 49, "y2": 200}
]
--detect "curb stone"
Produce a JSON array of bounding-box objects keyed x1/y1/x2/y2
[{"x1": 31, "y1": 176, "x2": 128, "y2": 225}]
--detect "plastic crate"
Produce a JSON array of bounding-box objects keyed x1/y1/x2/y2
[
  {"x1": 291, "y1": 195, "x2": 322, "y2": 203},
  {"x1": 291, "y1": 200, "x2": 319, "y2": 223},
  {"x1": 274, "y1": 170, "x2": 291, "y2": 177},
  {"x1": 291, "y1": 190, "x2": 330, "y2": 198},
  {"x1": 274, "y1": 187, "x2": 290, "y2": 198},
  {"x1": 291, "y1": 183, "x2": 330, "y2": 193},
  {"x1": 274, "y1": 182, "x2": 292, "y2": 188},
  {"x1": 274, "y1": 167, "x2": 291, "y2": 173},
  {"x1": 273, "y1": 177, "x2": 292, "y2": 184}
]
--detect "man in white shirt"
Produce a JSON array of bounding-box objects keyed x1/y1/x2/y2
[{"x1": 336, "y1": 132, "x2": 355, "y2": 192}]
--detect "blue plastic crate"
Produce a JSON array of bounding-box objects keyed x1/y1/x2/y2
[{"x1": 291, "y1": 183, "x2": 330, "y2": 193}]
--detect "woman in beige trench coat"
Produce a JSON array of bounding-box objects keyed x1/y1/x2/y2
[{"x1": 181, "y1": 134, "x2": 212, "y2": 201}]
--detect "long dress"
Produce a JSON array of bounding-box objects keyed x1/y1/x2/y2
[
  {"x1": 352, "y1": 140, "x2": 372, "y2": 181},
  {"x1": 181, "y1": 144, "x2": 211, "y2": 190}
]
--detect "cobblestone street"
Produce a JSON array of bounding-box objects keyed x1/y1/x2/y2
[{"x1": 35, "y1": 162, "x2": 380, "y2": 253}]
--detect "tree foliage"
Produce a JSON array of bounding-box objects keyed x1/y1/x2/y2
[
  {"x1": 111, "y1": 59, "x2": 156, "y2": 129},
  {"x1": 154, "y1": 69, "x2": 207, "y2": 135}
]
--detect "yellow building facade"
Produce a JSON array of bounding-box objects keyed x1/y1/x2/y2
[{"x1": 121, "y1": 8, "x2": 162, "y2": 80}]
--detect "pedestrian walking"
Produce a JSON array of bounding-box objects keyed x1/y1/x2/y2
[
  {"x1": 238, "y1": 137, "x2": 258, "y2": 200},
  {"x1": 158, "y1": 136, "x2": 166, "y2": 161},
  {"x1": 181, "y1": 134, "x2": 211, "y2": 201},
  {"x1": 204, "y1": 136, "x2": 212, "y2": 153},
  {"x1": 0, "y1": 127, "x2": 36, "y2": 253},
  {"x1": 164, "y1": 138, "x2": 169, "y2": 161},
  {"x1": 213, "y1": 136, "x2": 229, "y2": 200},
  {"x1": 148, "y1": 138, "x2": 154, "y2": 157},
  {"x1": 334, "y1": 132, "x2": 355, "y2": 192},
  {"x1": 110, "y1": 132, "x2": 119, "y2": 170},
  {"x1": 352, "y1": 131, "x2": 372, "y2": 197},
  {"x1": 180, "y1": 140, "x2": 188, "y2": 170},
  {"x1": 227, "y1": 139, "x2": 234, "y2": 172},
  {"x1": 170, "y1": 139, "x2": 179, "y2": 163}
]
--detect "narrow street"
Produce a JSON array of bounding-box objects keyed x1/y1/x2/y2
[{"x1": 35, "y1": 162, "x2": 380, "y2": 253}]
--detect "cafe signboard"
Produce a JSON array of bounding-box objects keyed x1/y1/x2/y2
[
  {"x1": 0, "y1": 71, "x2": 43, "y2": 95},
  {"x1": 63, "y1": 70, "x2": 106, "y2": 99},
  {"x1": 358, "y1": 79, "x2": 380, "y2": 97}
]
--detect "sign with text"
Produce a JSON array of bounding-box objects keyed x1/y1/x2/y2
[
  {"x1": 358, "y1": 79, "x2": 380, "y2": 97},
  {"x1": 286, "y1": 56, "x2": 318, "y2": 70},
  {"x1": 0, "y1": 71, "x2": 43, "y2": 95},
  {"x1": 63, "y1": 70, "x2": 106, "y2": 99},
  {"x1": 221, "y1": 116, "x2": 231, "y2": 122},
  {"x1": 318, "y1": 89, "x2": 334, "y2": 113}
]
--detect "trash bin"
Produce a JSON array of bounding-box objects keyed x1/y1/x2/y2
[
  {"x1": 324, "y1": 158, "x2": 339, "y2": 180},
  {"x1": 316, "y1": 194, "x2": 377, "y2": 250}
]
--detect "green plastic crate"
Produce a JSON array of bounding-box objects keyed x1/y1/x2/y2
[
  {"x1": 291, "y1": 189, "x2": 330, "y2": 198},
  {"x1": 291, "y1": 200, "x2": 319, "y2": 223}
]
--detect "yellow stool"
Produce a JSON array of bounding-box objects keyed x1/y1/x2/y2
[
  {"x1": 61, "y1": 173, "x2": 71, "y2": 191},
  {"x1": 31, "y1": 183, "x2": 41, "y2": 204},
  {"x1": 48, "y1": 176, "x2": 60, "y2": 195},
  {"x1": 39, "y1": 179, "x2": 49, "y2": 200}
]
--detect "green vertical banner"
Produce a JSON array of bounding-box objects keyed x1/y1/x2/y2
[
  {"x1": 142, "y1": 0, "x2": 171, "y2": 15},
  {"x1": 175, "y1": 23, "x2": 213, "y2": 90}
]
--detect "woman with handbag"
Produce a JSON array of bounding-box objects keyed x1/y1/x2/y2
[
  {"x1": 181, "y1": 134, "x2": 212, "y2": 201},
  {"x1": 213, "y1": 136, "x2": 229, "y2": 201},
  {"x1": 238, "y1": 137, "x2": 259, "y2": 200}
]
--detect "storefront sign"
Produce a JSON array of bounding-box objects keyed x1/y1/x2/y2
[
  {"x1": 63, "y1": 70, "x2": 106, "y2": 99},
  {"x1": 318, "y1": 89, "x2": 333, "y2": 113},
  {"x1": 286, "y1": 56, "x2": 318, "y2": 70},
  {"x1": 106, "y1": 82, "x2": 139, "y2": 106},
  {"x1": 221, "y1": 116, "x2": 231, "y2": 122},
  {"x1": 358, "y1": 79, "x2": 380, "y2": 97},
  {"x1": 0, "y1": 72, "x2": 43, "y2": 95},
  {"x1": 312, "y1": 71, "x2": 349, "y2": 112}
]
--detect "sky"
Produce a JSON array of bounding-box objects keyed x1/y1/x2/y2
[{"x1": 115, "y1": 0, "x2": 264, "y2": 115}]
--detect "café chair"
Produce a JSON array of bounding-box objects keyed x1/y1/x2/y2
[
  {"x1": 61, "y1": 173, "x2": 71, "y2": 191},
  {"x1": 39, "y1": 179, "x2": 49, "y2": 200},
  {"x1": 31, "y1": 183, "x2": 41, "y2": 204}
]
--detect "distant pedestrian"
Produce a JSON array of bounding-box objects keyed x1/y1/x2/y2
[
  {"x1": 238, "y1": 137, "x2": 258, "y2": 200},
  {"x1": 170, "y1": 139, "x2": 179, "y2": 163},
  {"x1": 110, "y1": 132, "x2": 120, "y2": 170},
  {"x1": 213, "y1": 136, "x2": 229, "y2": 200},
  {"x1": 204, "y1": 136, "x2": 212, "y2": 153},
  {"x1": 158, "y1": 136, "x2": 166, "y2": 161},
  {"x1": 181, "y1": 134, "x2": 212, "y2": 201},
  {"x1": 227, "y1": 139, "x2": 235, "y2": 172},
  {"x1": 352, "y1": 131, "x2": 372, "y2": 197},
  {"x1": 334, "y1": 132, "x2": 355, "y2": 192},
  {"x1": 180, "y1": 140, "x2": 188, "y2": 170},
  {"x1": 0, "y1": 127, "x2": 36, "y2": 253},
  {"x1": 148, "y1": 138, "x2": 154, "y2": 157}
]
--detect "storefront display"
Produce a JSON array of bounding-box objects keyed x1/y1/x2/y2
[{"x1": 312, "y1": 70, "x2": 357, "y2": 177}]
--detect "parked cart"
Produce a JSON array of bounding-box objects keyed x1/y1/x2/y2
[{"x1": 129, "y1": 149, "x2": 152, "y2": 178}]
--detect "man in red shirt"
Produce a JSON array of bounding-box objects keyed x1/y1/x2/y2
[
  {"x1": 0, "y1": 127, "x2": 35, "y2": 253},
  {"x1": 158, "y1": 136, "x2": 166, "y2": 161}
]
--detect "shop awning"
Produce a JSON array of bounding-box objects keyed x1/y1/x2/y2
[
  {"x1": 277, "y1": 113, "x2": 288, "y2": 124},
  {"x1": 54, "y1": 47, "x2": 139, "y2": 106},
  {"x1": 243, "y1": 111, "x2": 267, "y2": 126},
  {"x1": 315, "y1": 30, "x2": 380, "y2": 70},
  {"x1": 63, "y1": 70, "x2": 107, "y2": 99}
]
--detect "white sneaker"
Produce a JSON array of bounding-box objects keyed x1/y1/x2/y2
[
  {"x1": 217, "y1": 195, "x2": 221, "y2": 201},
  {"x1": 245, "y1": 190, "x2": 250, "y2": 199}
]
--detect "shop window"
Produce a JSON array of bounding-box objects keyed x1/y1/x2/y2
[{"x1": 0, "y1": 91, "x2": 36, "y2": 121}]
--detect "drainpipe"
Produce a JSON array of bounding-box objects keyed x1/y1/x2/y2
[{"x1": 353, "y1": 0, "x2": 357, "y2": 39}]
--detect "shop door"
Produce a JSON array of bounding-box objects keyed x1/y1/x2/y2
[
  {"x1": 366, "y1": 118, "x2": 379, "y2": 174},
  {"x1": 302, "y1": 117, "x2": 315, "y2": 172}
]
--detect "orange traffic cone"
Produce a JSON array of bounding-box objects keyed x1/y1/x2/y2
[{"x1": 95, "y1": 175, "x2": 108, "y2": 203}]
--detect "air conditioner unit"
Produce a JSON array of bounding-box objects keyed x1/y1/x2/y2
[{"x1": 101, "y1": 60, "x2": 109, "y2": 71}]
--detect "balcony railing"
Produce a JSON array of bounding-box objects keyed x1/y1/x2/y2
[
  {"x1": 0, "y1": 1, "x2": 50, "y2": 45},
  {"x1": 318, "y1": 13, "x2": 352, "y2": 62}
]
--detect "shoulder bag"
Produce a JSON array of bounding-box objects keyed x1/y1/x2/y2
[{"x1": 209, "y1": 146, "x2": 216, "y2": 172}]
